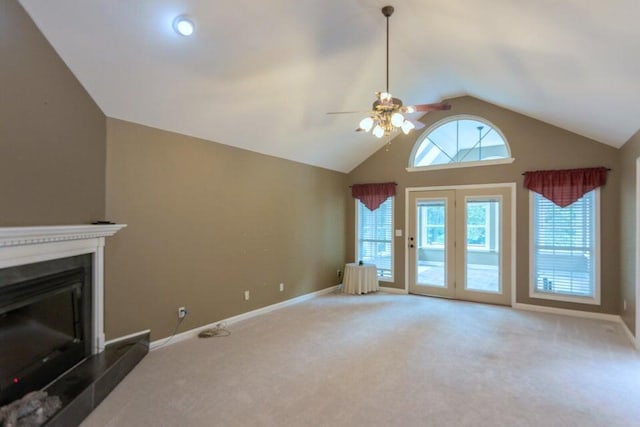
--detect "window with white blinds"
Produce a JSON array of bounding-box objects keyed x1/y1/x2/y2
[
  {"x1": 530, "y1": 190, "x2": 600, "y2": 304},
  {"x1": 356, "y1": 198, "x2": 393, "y2": 280}
]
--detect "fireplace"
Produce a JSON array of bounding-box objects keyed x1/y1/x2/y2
[
  {"x1": 0, "y1": 224, "x2": 127, "y2": 423},
  {"x1": 0, "y1": 255, "x2": 92, "y2": 406}
]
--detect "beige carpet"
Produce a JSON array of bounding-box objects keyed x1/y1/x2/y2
[{"x1": 82, "y1": 293, "x2": 640, "y2": 427}]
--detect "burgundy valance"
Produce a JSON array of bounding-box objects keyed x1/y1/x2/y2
[
  {"x1": 523, "y1": 167, "x2": 608, "y2": 207},
  {"x1": 351, "y1": 182, "x2": 396, "y2": 211}
]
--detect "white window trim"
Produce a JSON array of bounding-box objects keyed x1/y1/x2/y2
[
  {"x1": 407, "y1": 157, "x2": 515, "y2": 173},
  {"x1": 528, "y1": 189, "x2": 601, "y2": 305},
  {"x1": 424, "y1": 244, "x2": 445, "y2": 250},
  {"x1": 462, "y1": 194, "x2": 504, "y2": 295},
  {"x1": 635, "y1": 157, "x2": 640, "y2": 348},
  {"x1": 420, "y1": 199, "x2": 488, "y2": 250},
  {"x1": 420, "y1": 203, "x2": 445, "y2": 248},
  {"x1": 355, "y1": 197, "x2": 394, "y2": 282}
]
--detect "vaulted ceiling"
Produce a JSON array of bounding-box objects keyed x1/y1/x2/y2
[{"x1": 19, "y1": 0, "x2": 640, "y2": 173}]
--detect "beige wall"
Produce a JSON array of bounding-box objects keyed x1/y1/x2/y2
[
  {"x1": 347, "y1": 96, "x2": 620, "y2": 314},
  {"x1": 3, "y1": 0, "x2": 632, "y2": 336},
  {"x1": 2, "y1": 0, "x2": 346, "y2": 344},
  {"x1": 0, "y1": 0, "x2": 106, "y2": 225},
  {"x1": 105, "y1": 118, "x2": 347, "y2": 340},
  {"x1": 619, "y1": 130, "x2": 640, "y2": 334}
]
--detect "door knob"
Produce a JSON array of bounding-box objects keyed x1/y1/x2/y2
[{"x1": 409, "y1": 244, "x2": 414, "y2": 248}]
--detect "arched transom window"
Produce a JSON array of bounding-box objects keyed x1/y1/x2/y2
[{"x1": 408, "y1": 116, "x2": 513, "y2": 171}]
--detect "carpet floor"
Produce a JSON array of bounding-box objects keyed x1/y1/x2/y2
[{"x1": 82, "y1": 293, "x2": 640, "y2": 427}]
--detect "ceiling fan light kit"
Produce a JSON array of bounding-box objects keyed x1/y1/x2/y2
[{"x1": 330, "y1": 5, "x2": 451, "y2": 142}]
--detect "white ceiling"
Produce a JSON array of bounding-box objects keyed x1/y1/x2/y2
[{"x1": 19, "y1": 0, "x2": 640, "y2": 173}]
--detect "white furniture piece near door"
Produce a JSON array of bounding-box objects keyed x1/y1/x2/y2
[{"x1": 343, "y1": 263, "x2": 379, "y2": 294}]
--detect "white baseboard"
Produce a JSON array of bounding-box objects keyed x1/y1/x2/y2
[
  {"x1": 112, "y1": 292, "x2": 638, "y2": 351},
  {"x1": 104, "y1": 329, "x2": 151, "y2": 347},
  {"x1": 620, "y1": 319, "x2": 639, "y2": 350},
  {"x1": 514, "y1": 303, "x2": 638, "y2": 350},
  {"x1": 149, "y1": 285, "x2": 339, "y2": 350},
  {"x1": 379, "y1": 286, "x2": 408, "y2": 295},
  {"x1": 513, "y1": 303, "x2": 620, "y2": 322}
]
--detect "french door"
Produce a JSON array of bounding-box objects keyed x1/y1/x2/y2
[{"x1": 408, "y1": 186, "x2": 512, "y2": 305}]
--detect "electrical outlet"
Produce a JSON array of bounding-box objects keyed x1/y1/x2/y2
[
  {"x1": 178, "y1": 307, "x2": 187, "y2": 319},
  {"x1": 279, "y1": 283, "x2": 284, "y2": 292},
  {"x1": 337, "y1": 269, "x2": 342, "y2": 277},
  {"x1": 244, "y1": 290, "x2": 250, "y2": 301}
]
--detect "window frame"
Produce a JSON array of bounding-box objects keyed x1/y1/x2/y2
[
  {"x1": 355, "y1": 197, "x2": 394, "y2": 282},
  {"x1": 465, "y1": 201, "x2": 492, "y2": 251},
  {"x1": 418, "y1": 200, "x2": 445, "y2": 248},
  {"x1": 407, "y1": 115, "x2": 515, "y2": 173},
  {"x1": 528, "y1": 189, "x2": 601, "y2": 305}
]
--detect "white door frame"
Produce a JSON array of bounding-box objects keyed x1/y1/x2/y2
[
  {"x1": 405, "y1": 182, "x2": 517, "y2": 306},
  {"x1": 635, "y1": 158, "x2": 640, "y2": 347}
]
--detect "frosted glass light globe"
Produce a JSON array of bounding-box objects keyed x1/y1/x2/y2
[
  {"x1": 359, "y1": 117, "x2": 374, "y2": 132},
  {"x1": 401, "y1": 120, "x2": 415, "y2": 134},
  {"x1": 391, "y1": 112, "x2": 404, "y2": 127}
]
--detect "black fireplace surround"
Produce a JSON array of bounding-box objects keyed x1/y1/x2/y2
[{"x1": 0, "y1": 255, "x2": 92, "y2": 406}]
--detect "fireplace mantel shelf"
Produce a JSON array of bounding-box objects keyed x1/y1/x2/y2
[{"x1": 0, "y1": 224, "x2": 126, "y2": 247}]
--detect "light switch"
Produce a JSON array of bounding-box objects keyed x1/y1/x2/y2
[{"x1": 395, "y1": 229, "x2": 402, "y2": 237}]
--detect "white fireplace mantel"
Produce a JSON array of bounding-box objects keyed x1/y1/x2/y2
[{"x1": 0, "y1": 224, "x2": 126, "y2": 353}]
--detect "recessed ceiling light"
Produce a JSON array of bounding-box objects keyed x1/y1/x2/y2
[{"x1": 173, "y1": 15, "x2": 194, "y2": 36}]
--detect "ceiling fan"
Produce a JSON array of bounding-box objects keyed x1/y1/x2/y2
[{"x1": 328, "y1": 5, "x2": 451, "y2": 138}]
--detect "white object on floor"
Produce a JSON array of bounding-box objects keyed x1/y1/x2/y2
[{"x1": 343, "y1": 263, "x2": 379, "y2": 294}]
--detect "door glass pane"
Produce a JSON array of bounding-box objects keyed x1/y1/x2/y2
[
  {"x1": 416, "y1": 199, "x2": 446, "y2": 287},
  {"x1": 465, "y1": 198, "x2": 500, "y2": 292}
]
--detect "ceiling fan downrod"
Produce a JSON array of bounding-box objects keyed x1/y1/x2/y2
[{"x1": 382, "y1": 6, "x2": 394, "y2": 94}]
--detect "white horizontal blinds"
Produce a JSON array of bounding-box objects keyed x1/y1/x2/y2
[
  {"x1": 533, "y1": 191, "x2": 595, "y2": 297},
  {"x1": 357, "y1": 198, "x2": 393, "y2": 278}
]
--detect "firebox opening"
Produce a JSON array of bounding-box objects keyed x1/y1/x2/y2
[{"x1": 0, "y1": 256, "x2": 92, "y2": 406}]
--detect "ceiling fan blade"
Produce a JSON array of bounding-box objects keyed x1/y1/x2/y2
[
  {"x1": 402, "y1": 103, "x2": 452, "y2": 113},
  {"x1": 407, "y1": 119, "x2": 425, "y2": 130}
]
